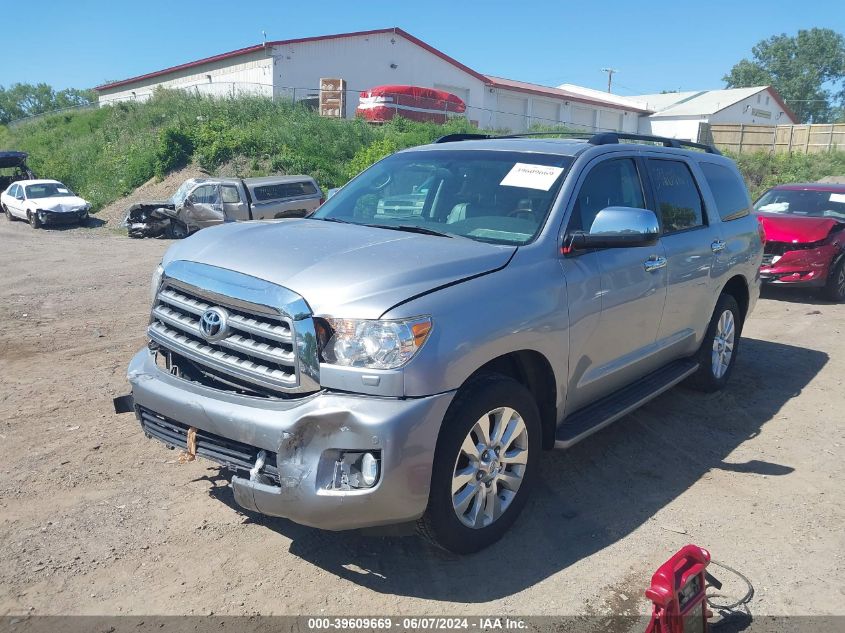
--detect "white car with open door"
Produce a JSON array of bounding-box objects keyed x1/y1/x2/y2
[{"x1": 2, "y1": 179, "x2": 91, "y2": 228}]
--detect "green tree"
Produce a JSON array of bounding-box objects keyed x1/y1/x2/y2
[
  {"x1": 723, "y1": 28, "x2": 845, "y2": 123},
  {"x1": 0, "y1": 82, "x2": 96, "y2": 124}
]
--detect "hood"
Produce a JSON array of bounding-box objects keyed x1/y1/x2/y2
[
  {"x1": 161, "y1": 219, "x2": 515, "y2": 319},
  {"x1": 758, "y1": 213, "x2": 843, "y2": 243},
  {"x1": 31, "y1": 196, "x2": 88, "y2": 212}
]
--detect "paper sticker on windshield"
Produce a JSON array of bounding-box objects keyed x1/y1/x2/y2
[
  {"x1": 830, "y1": 193, "x2": 845, "y2": 203},
  {"x1": 759, "y1": 202, "x2": 789, "y2": 212},
  {"x1": 57, "y1": 187, "x2": 69, "y2": 193},
  {"x1": 500, "y1": 163, "x2": 564, "y2": 191}
]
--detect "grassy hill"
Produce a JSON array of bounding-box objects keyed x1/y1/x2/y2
[
  {"x1": 0, "y1": 91, "x2": 482, "y2": 211},
  {"x1": 2, "y1": 90, "x2": 844, "y2": 210}
]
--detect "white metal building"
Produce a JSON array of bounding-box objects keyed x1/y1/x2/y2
[
  {"x1": 94, "y1": 27, "x2": 650, "y2": 132},
  {"x1": 630, "y1": 87, "x2": 798, "y2": 141}
]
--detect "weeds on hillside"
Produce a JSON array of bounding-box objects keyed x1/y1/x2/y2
[
  {"x1": 1, "y1": 90, "x2": 483, "y2": 210},
  {"x1": 729, "y1": 150, "x2": 845, "y2": 199}
]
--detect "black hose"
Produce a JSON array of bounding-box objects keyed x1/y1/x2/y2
[{"x1": 707, "y1": 559, "x2": 755, "y2": 611}]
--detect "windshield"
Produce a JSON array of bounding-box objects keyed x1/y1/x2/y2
[
  {"x1": 171, "y1": 179, "x2": 200, "y2": 205},
  {"x1": 25, "y1": 182, "x2": 74, "y2": 199},
  {"x1": 311, "y1": 150, "x2": 572, "y2": 245},
  {"x1": 755, "y1": 188, "x2": 845, "y2": 220}
]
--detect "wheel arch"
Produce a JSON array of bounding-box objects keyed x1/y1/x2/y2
[
  {"x1": 462, "y1": 350, "x2": 558, "y2": 450},
  {"x1": 721, "y1": 274, "x2": 750, "y2": 323}
]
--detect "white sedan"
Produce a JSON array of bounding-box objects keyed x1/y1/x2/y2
[{"x1": 2, "y1": 179, "x2": 91, "y2": 228}]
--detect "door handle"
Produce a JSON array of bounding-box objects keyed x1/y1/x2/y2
[
  {"x1": 643, "y1": 256, "x2": 667, "y2": 272},
  {"x1": 711, "y1": 240, "x2": 727, "y2": 253}
]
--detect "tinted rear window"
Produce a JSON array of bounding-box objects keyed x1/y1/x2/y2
[
  {"x1": 700, "y1": 163, "x2": 750, "y2": 221},
  {"x1": 253, "y1": 181, "x2": 318, "y2": 201}
]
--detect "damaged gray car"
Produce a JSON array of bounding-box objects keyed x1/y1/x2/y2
[{"x1": 125, "y1": 175, "x2": 323, "y2": 238}]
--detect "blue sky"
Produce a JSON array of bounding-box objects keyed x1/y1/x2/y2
[{"x1": 2, "y1": 0, "x2": 843, "y2": 96}]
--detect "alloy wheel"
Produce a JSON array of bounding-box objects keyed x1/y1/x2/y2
[
  {"x1": 451, "y1": 407, "x2": 529, "y2": 529},
  {"x1": 711, "y1": 309, "x2": 736, "y2": 379}
]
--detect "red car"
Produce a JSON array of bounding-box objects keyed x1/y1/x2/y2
[{"x1": 754, "y1": 183, "x2": 845, "y2": 301}]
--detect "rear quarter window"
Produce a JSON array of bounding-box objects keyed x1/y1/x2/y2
[
  {"x1": 699, "y1": 162, "x2": 750, "y2": 221},
  {"x1": 253, "y1": 181, "x2": 318, "y2": 201}
]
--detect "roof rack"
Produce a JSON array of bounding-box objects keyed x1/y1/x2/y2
[
  {"x1": 433, "y1": 130, "x2": 721, "y2": 154},
  {"x1": 434, "y1": 131, "x2": 590, "y2": 144},
  {"x1": 588, "y1": 132, "x2": 721, "y2": 154}
]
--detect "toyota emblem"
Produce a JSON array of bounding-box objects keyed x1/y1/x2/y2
[{"x1": 199, "y1": 307, "x2": 229, "y2": 342}]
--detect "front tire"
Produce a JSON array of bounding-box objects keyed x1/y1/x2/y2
[
  {"x1": 166, "y1": 219, "x2": 188, "y2": 239},
  {"x1": 28, "y1": 212, "x2": 41, "y2": 229},
  {"x1": 418, "y1": 374, "x2": 541, "y2": 554},
  {"x1": 822, "y1": 257, "x2": 845, "y2": 302},
  {"x1": 687, "y1": 294, "x2": 742, "y2": 392}
]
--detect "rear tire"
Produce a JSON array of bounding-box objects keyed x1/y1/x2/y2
[
  {"x1": 417, "y1": 373, "x2": 541, "y2": 554},
  {"x1": 28, "y1": 212, "x2": 41, "y2": 229},
  {"x1": 687, "y1": 294, "x2": 742, "y2": 392},
  {"x1": 3, "y1": 205, "x2": 12, "y2": 221},
  {"x1": 822, "y1": 258, "x2": 845, "y2": 302}
]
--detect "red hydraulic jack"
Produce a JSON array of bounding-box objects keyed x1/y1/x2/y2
[{"x1": 644, "y1": 544, "x2": 714, "y2": 633}]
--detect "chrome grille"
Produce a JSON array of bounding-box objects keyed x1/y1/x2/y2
[{"x1": 149, "y1": 284, "x2": 300, "y2": 394}]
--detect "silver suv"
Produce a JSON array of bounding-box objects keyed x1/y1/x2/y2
[{"x1": 122, "y1": 132, "x2": 762, "y2": 553}]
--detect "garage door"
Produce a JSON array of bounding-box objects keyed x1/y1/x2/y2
[
  {"x1": 532, "y1": 100, "x2": 559, "y2": 127},
  {"x1": 571, "y1": 106, "x2": 595, "y2": 130},
  {"x1": 599, "y1": 110, "x2": 623, "y2": 132},
  {"x1": 496, "y1": 94, "x2": 528, "y2": 132}
]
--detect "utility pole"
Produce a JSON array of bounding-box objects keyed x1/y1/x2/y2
[{"x1": 601, "y1": 68, "x2": 618, "y2": 93}]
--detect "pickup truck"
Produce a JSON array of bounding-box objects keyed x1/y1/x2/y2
[
  {"x1": 126, "y1": 175, "x2": 323, "y2": 238},
  {"x1": 121, "y1": 132, "x2": 762, "y2": 553}
]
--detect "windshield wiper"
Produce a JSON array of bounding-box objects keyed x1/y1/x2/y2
[
  {"x1": 318, "y1": 217, "x2": 352, "y2": 224},
  {"x1": 366, "y1": 224, "x2": 453, "y2": 238}
]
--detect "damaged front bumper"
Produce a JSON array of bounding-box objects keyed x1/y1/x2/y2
[
  {"x1": 39, "y1": 209, "x2": 87, "y2": 225},
  {"x1": 127, "y1": 348, "x2": 454, "y2": 530}
]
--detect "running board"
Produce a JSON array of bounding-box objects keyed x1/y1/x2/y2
[{"x1": 554, "y1": 359, "x2": 698, "y2": 449}]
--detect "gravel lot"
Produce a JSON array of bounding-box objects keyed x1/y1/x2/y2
[{"x1": 1, "y1": 218, "x2": 843, "y2": 621}]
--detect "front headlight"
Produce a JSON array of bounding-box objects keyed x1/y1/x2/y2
[
  {"x1": 150, "y1": 264, "x2": 164, "y2": 304},
  {"x1": 322, "y1": 316, "x2": 432, "y2": 370}
]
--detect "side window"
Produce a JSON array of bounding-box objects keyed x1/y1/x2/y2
[
  {"x1": 569, "y1": 158, "x2": 645, "y2": 232},
  {"x1": 254, "y1": 181, "x2": 319, "y2": 201},
  {"x1": 646, "y1": 159, "x2": 704, "y2": 234},
  {"x1": 220, "y1": 185, "x2": 240, "y2": 204},
  {"x1": 699, "y1": 163, "x2": 750, "y2": 221},
  {"x1": 191, "y1": 185, "x2": 218, "y2": 205},
  {"x1": 9, "y1": 184, "x2": 19, "y2": 198}
]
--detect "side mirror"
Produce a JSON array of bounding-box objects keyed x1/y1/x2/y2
[{"x1": 566, "y1": 207, "x2": 660, "y2": 251}]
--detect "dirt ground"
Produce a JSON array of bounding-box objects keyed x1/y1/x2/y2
[{"x1": 1, "y1": 217, "x2": 843, "y2": 622}]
